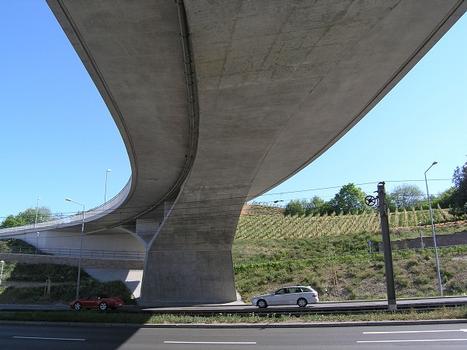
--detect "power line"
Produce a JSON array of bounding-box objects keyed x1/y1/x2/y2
[
  {"x1": 262, "y1": 179, "x2": 451, "y2": 196},
  {"x1": 0, "y1": 178, "x2": 452, "y2": 221}
]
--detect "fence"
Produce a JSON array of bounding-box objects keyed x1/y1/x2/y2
[{"x1": 0, "y1": 246, "x2": 144, "y2": 261}]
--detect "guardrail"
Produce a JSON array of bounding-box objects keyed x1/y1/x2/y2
[
  {"x1": 0, "y1": 247, "x2": 144, "y2": 261},
  {"x1": 130, "y1": 297, "x2": 467, "y2": 316}
]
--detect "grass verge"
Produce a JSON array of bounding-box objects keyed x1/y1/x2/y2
[{"x1": 0, "y1": 307, "x2": 466, "y2": 325}]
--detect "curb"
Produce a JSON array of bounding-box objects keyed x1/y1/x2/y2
[{"x1": 1, "y1": 318, "x2": 466, "y2": 329}]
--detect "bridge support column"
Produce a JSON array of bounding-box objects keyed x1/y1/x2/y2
[
  {"x1": 139, "y1": 198, "x2": 242, "y2": 306},
  {"x1": 140, "y1": 247, "x2": 236, "y2": 306}
]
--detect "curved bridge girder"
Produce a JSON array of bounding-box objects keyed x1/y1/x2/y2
[{"x1": 141, "y1": 0, "x2": 466, "y2": 305}]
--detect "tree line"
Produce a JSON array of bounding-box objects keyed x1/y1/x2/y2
[
  {"x1": 0, "y1": 207, "x2": 52, "y2": 228},
  {"x1": 284, "y1": 161, "x2": 467, "y2": 217}
]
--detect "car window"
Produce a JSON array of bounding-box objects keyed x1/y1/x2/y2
[
  {"x1": 275, "y1": 288, "x2": 285, "y2": 294},
  {"x1": 289, "y1": 287, "x2": 300, "y2": 293},
  {"x1": 283, "y1": 288, "x2": 290, "y2": 294},
  {"x1": 301, "y1": 287, "x2": 312, "y2": 292}
]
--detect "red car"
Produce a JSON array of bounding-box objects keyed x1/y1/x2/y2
[{"x1": 70, "y1": 295, "x2": 124, "y2": 311}]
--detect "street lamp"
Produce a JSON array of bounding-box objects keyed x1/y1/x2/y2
[
  {"x1": 104, "y1": 169, "x2": 112, "y2": 203},
  {"x1": 65, "y1": 197, "x2": 85, "y2": 300},
  {"x1": 36, "y1": 232, "x2": 40, "y2": 255},
  {"x1": 34, "y1": 197, "x2": 40, "y2": 228},
  {"x1": 0, "y1": 260, "x2": 5, "y2": 286},
  {"x1": 34, "y1": 197, "x2": 40, "y2": 254},
  {"x1": 424, "y1": 161, "x2": 443, "y2": 296}
]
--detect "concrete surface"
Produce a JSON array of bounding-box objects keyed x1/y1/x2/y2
[
  {"x1": 388, "y1": 231, "x2": 467, "y2": 250},
  {"x1": 0, "y1": 0, "x2": 465, "y2": 305}
]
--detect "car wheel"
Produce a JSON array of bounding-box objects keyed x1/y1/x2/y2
[
  {"x1": 73, "y1": 302, "x2": 82, "y2": 311},
  {"x1": 98, "y1": 302, "x2": 108, "y2": 311},
  {"x1": 256, "y1": 299, "x2": 268, "y2": 308},
  {"x1": 297, "y1": 298, "x2": 308, "y2": 308}
]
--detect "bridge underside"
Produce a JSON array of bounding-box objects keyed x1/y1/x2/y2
[{"x1": 31, "y1": 0, "x2": 466, "y2": 305}]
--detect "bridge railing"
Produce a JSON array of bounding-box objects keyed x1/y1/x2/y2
[
  {"x1": 0, "y1": 246, "x2": 145, "y2": 261},
  {"x1": 0, "y1": 178, "x2": 132, "y2": 237}
]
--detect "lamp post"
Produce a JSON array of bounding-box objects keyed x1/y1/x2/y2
[
  {"x1": 34, "y1": 197, "x2": 40, "y2": 228},
  {"x1": 104, "y1": 169, "x2": 112, "y2": 203},
  {"x1": 36, "y1": 232, "x2": 40, "y2": 255},
  {"x1": 65, "y1": 198, "x2": 85, "y2": 300},
  {"x1": 34, "y1": 197, "x2": 40, "y2": 254},
  {"x1": 424, "y1": 161, "x2": 443, "y2": 296},
  {"x1": 0, "y1": 260, "x2": 5, "y2": 286}
]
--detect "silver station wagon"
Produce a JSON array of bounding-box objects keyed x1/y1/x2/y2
[{"x1": 251, "y1": 285, "x2": 319, "y2": 308}]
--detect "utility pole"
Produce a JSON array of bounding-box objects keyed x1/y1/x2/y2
[{"x1": 377, "y1": 182, "x2": 397, "y2": 311}]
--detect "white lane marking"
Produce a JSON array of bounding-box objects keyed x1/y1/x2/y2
[
  {"x1": 164, "y1": 341, "x2": 256, "y2": 345},
  {"x1": 13, "y1": 336, "x2": 85, "y2": 341},
  {"x1": 363, "y1": 329, "x2": 467, "y2": 335},
  {"x1": 357, "y1": 338, "x2": 467, "y2": 343}
]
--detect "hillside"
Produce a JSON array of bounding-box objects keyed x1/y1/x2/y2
[
  {"x1": 236, "y1": 207, "x2": 456, "y2": 239},
  {"x1": 233, "y1": 207, "x2": 467, "y2": 302}
]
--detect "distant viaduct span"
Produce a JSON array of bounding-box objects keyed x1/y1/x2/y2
[{"x1": 0, "y1": 0, "x2": 465, "y2": 305}]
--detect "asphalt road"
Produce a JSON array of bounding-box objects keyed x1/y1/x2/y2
[{"x1": 0, "y1": 323, "x2": 467, "y2": 349}]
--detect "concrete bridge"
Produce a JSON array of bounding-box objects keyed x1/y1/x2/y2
[{"x1": 0, "y1": 0, "x2": 465, "y2": 305}]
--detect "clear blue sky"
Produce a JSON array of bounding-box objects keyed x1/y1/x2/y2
[{"x1": 0, "y1": 2, "x2": 466, "y2": 219}]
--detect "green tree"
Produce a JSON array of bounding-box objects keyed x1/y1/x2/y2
[
  {"x1": 0, "y1": 207, "x2": 52, "y2": 228},
  {"x1": 304, "y1": 196, "x2": 326, "y2": 216},
  {"x1": 0, "y1": 215, "x2": 23, "y2": 228},
  {"x1": 432, "y1": 187, "x2": 456, "y2": 209},
  {"x1": 284, "y1": 200, "x2": 305, "y2": 216},
  {"x1": 329, "y1": 183, "x2": 367, "y2": 214},
  {"x1": 389, "y1": 184, "x2": 424, "y2": 209},
  {"x1": 451, "y1": 161, "x2": 467, "y2": 215},
  {"x1": 384, "y1": 193, "x2": 397, "y2": 212}
]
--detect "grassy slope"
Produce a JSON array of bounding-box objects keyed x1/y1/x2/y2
[
  {"x1": 0, "y1": 307, "x2": 466, "y2": 324},
  {"x1": 233, "y1": 208, "x2": 467, "y2": 302}
]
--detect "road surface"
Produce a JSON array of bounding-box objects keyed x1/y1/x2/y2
[{"x1": 0, "y1": 323, "x2": 467, "y2": 349}]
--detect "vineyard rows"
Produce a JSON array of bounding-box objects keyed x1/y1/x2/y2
[{"x1": 235, "y1": 208, "x2": 454, "y2": 239}]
